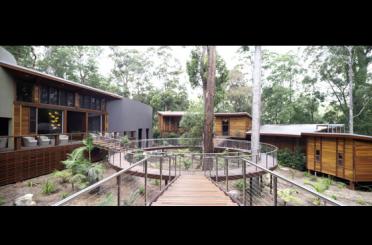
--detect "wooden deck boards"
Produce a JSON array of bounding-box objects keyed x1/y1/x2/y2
[{"x1": 151, "y1": 175, "x2": 237, "y2": 206}]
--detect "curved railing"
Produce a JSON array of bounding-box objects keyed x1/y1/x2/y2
[{"x1": 52, "y1": 136, "x2": 343, "y2": 206}]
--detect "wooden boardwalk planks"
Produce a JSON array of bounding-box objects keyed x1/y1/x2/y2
[{"x1": 151, "y1": 175, "x2": 237, "y2": 206}]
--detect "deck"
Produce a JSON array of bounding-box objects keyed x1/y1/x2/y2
[{"x1": 151, "y1": 175, "x2": 237, "y2": 206}]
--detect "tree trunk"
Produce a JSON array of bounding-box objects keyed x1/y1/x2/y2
[
  {"x1": 347, "y1": 46, "x2": 354, "y2": 134},
  {"x1": 202, "y1": 46, "x2": 216, "y2": 171},
  {"x1": 251, "y1": 46, "x2": 262, "y2": 163}
]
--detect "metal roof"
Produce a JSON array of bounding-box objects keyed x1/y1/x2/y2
[
  {"x1": 246, "y1": 124, "x2": 327, "y2": 136},
  {"x1": 0, "y1": 61, "x2": 122, "y2": 99},
  {"x1": 157, "y1": 111, "x2": 251, "y2": 117}
]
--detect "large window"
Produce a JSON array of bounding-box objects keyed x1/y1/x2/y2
[
  {"x1": 80, "y1": 95, "x2": 102, "y2": 110},
  {"x1": 37, "y1": 109, "x2": 63, "y2": 134},
  {"x1": 29, "y1": 107, "x2": 37, "y2": 133},
  {"x1": 16, "y1": 81, "x2": 33, "y2": 102},
  {"x1": 40, "y1": 86, "x2": 74, "y2": 107}
]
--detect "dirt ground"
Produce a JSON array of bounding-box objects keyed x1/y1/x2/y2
[
  {"x1": 0, "y1": 161, "x2": 166, "y2": 206},
  {"x1": 273, "y1": 165, "x2": 372, "y2": 206}
]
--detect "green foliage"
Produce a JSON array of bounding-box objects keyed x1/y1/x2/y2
[
  {"x1": 182, "y1": 158, "x2": 192, "y2": 170},
  {"x1": 61, "y1": 144, "x2": 105, "y2": 191},
  {"x1": 331, "y1": 195, "x2": 337, "y2": 200},
  {"x1": 303, "y1": 172, "x2": 310, "y2": 177},
  {"x1": 0, "y1": 196, "x2": 5, "y2": 206},
  {"x1": 99, "y1": 193, "x2": 115, "y2": 206},
  {"x1": 337, "y1": 182, "x2": 347, "y2": 189},
  {"x1": 27, "y1": 181, "x2": 35, "y2": 187},
  {"x1": 234, "y1": 179, "x2": 245, "y2": 192},
  {"x1": 186, "y1": 47, "x2": 229, "y2": 107},
  {"x1": 277, "y1": 148, "x2": 306, "y2": 171},
  {"x1": 179, "y1": 100, "x2": 204, "y2": 139},
  {"x1": 356, "y1": 197, "x2": 366, "y2": 205},
  {"x1": 278, "y1": 188, "x2": 303, "y2": 205},
  {"x1": 134, "y1": 150, "x2": 145, "y2": 162},
  {"x1": 41, "y1": 179, "x2": 57, "y2": 195},
  {"x1": 3, "y1": 46, "x2": 39, "y2": 68},
  {"x1": 304, "y1": 177, "x2": 332, "y2": 193},
  {"x1": 123, "y1": 190, "x2": 140, "y2": 206},
  {"x1": 53, "y1": 170, "x2": 72, "y2": 184},
  {"x1": 162, "y1": 132, "x2": 179, "y2": 138},
  {"x1": 153, "y1": 179, "x2": 160, "y2": 186},
  {"x1": 121, "y1": 135, "x2": 130, "y2": 146},
  {"x1": 60, "y1": 192, "x2": 69, "y2": 200},
  {"x1": 138, "y1": 186, "x2": 145, "y2": 196}
]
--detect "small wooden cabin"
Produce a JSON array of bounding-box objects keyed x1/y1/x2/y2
[
  {"x1": 214, "y1": 112, "x2": 251, "y2": 138},
  {"x1": 157, "y1": 111, "x2": 252, "y2": 139},
  {"x1": 303, "y1": 133, "x2": 372, "y2": 187}
]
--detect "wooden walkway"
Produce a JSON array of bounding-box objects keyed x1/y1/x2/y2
[{"x1": 151, "y1": 175, "x2": 238, "y2": 206}]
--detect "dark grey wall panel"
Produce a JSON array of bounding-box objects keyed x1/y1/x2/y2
[{"x1": 106, "y1": 98, "x2": 153, "y2": 139}]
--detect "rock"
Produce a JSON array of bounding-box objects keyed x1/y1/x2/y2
[
  {"x1": 14, "y1": 194, "x2": 36, "y2": 206},
  {"x1": 228, "y1": 190, "x2": 240, "y2": 199}
]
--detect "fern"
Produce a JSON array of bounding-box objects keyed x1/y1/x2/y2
[
  {"x1": 41, "y1": 179, "x2": 57, "y2": 195},
  {"x1": 278, "y1": 188, "x2": 303, "y2": 206}
]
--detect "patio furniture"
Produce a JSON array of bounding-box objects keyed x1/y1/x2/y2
[
  {"x1": 23, "y1": 137, "x2": 37, "y2": 147},
  {"x1": 59, "y1": 134, "x2": 69, "y2": 145},
  {"x1": 37, "y1": 136, "x2": 51, "y2": 146},
  {"x1": 89, "y1": 133, "x2": 98, "y2": 140},
  {"x1": 0, "y1": 137, "x2": 8, "y2": 149}
]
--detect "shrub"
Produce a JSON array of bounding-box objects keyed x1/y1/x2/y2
[
  {"x1": 41, "y1": 179, "x2": 57, "y2": 195},
  {"x1": 278, "y1": 188, "x2": 303, "y2": 206},
  {"x1": 138, "y1": 186, "x2": 145, "y2": 196},
  {"x1": 53, "y1": 170, "x2": 72, "y2": 184},
  {"x1": 153, "y1": 179, "x2": 160, "y2": 186},
  {"x1": 27, "y1": 181, "x2": 35, "y2": 187},
  {"x1": 234, "y1": 180, "x2": 245, "y2": 192},
  {"x1": 121, "y1": 135, "x2": 130, "y2": 146},
  {"x1": 163, "y1": 132, "x2": 179, "y2": 138},
  {"x1": 60, "y1": 192, "x2": 69, "y2": 200},
  {"x1": 99, "y1": 193, "x2": 115, "y2": 206},
  {"x1": 182, "y1": 159, "x2": 192, "y2": 170},
  {"x1": 123, "y1": 190, "x2": 140, "y2": 206},
  {"x1": 277, "y1": 148, "x2": 306, "y2": 171},
  {"x1": 304, "y1": 177, "x2": 332, "y2": 193},
  {"x1": 0, "y1": 196, "x2": 5, "y2": 206}
]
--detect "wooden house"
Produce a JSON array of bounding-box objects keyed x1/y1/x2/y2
[
  {"x1": 157, "y1": 111, "x2": 252, "y2": 139},
  {"x1": 0, "y1": 48, "x2": 153, "y2": 186},
  {"x1": 303, "y1": 133, "x2": 372, "y2": 188}
]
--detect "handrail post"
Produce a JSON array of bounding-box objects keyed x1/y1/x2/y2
[
  {"x1": 168, "y1": 156, "x2": 171, "y2": 183},
  {"x1": 273, "y1": 175, "x2": 277, "y2": 206},
  {"x1": 117, "y1": 175, "x2": 121, "y2": 206},
  {"x1": 144, "y1": 159, "x2": 148, "y2": 206},
  {"x1": 215, "y1": 156, "x2": 218, "y2": 182},
  {"x1": 243, "y1": 159, "x2": 246, "y2": 206},
  {"x1": 174, "y1": 155, "x2": 177, "y2": 177},
  {"x1": 225, "y1": 158, "x2": 228, "y2": 191},
  {"x1": 160, "y1": 156, "x2": 163, "y2": 190}
]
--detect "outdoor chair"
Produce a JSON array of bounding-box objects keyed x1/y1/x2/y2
[
  {"x1": 59, "y1": 135, "x2": 69, "y2": 145},
  {"x1": 89, "y1": 133, "x2": 98, "y2": 140},
  {"x1": 0, "y1": 137, "x2": 7, "y2": 149},
  {"x1": 23, "y1": 137, "x2": 37, "y2": 147},
  {"x1": 37, "y1": 136, "x2": 51, "y2": 146}
]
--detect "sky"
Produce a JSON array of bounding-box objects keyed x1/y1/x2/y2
[{"x1": 98, "y1": 46, "x2": 302, "y2": 100}]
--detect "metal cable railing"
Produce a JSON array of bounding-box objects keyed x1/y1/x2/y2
[
  {"x1": 207, "y1": 156, "x2": 344, "y2": 206},
  {"x1": 52, "y1": 136, "x2": 343, "y2": 206}
]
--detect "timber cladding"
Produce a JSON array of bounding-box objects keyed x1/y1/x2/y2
[
  {"x1": 305, "y1": 135, "x2": 372, "y2": 183},
  {"x1": 0, "y1": 144, "x2": 82, "y2": 186},
  {"x1": 214, "y1": 116, "x2": 252, "y2": 138}
]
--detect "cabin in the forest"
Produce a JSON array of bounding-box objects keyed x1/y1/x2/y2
[
  {"x1": 157, "y1": 111, "x2": 252, "y2": 139},
  {"x1": 0, "y1": 47, "x2": 153, "y2": 186},
  {"x1": 303, "y1": 133, "x2": 372, "y2": 188},
  {"x1": 246, "y1": 123, "x2": 372, "y2": 187}
]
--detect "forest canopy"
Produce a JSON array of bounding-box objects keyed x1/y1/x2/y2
[{"x1": 3, "y1": 46, "x2": 372, "y2": 135}]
